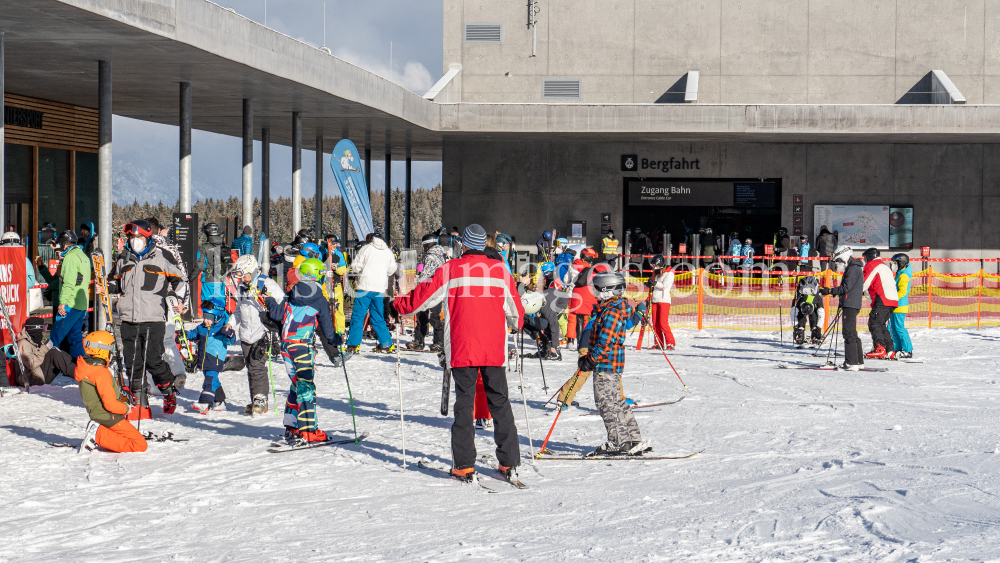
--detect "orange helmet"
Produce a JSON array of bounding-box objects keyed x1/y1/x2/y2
[
  {"x1": 83, "y1": 331, "x2": 116, "y2": 362},
  {"x1": 580, "y1": 247, "x2": 600, "y2": 263}
]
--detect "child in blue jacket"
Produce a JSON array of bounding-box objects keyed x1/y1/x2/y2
[{"x1": 189, "y1": 299, "x2": 236, "y2": 411}]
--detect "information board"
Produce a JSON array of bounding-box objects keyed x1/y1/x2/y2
[
  {"x1": 733, "y1": 183, "x2": 777, "y2": 208},
  {"x1": 172, "y1": 212, "x2": 198, "y2": 280}
]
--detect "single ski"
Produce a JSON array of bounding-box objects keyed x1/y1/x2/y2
[
  {"x1": 478, "y1": 454, "x2": 529, "y2": 489},
  {"x1": 166, "y1": 295, "x2": 197, "y2": 371},
  {"x1": 415, "y1": 460, "x2": 500, "y2": 493},
  {"x1": 440, "y1": 367, "x2": 451, "y2": 416},
  {"x1": 539, "y1": 449, "x2": 704, "y2": 461},
  {"x1": 142, "y1": 431, "x2": 188, "y2": 442},
  {"x1": 777, "y1": 363, "x2": 888, "y2": 372},
  {"x1": 579, "y1": 397, "x2": 684, "y2": 416},
  {"x1": 47, "y1": 442, "x2": 76, "y2": 448},
  {"x1": 267, "y1": 431, "x2": 369, "y2": 453}
]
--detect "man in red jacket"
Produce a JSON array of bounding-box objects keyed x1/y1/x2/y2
[
  {"x1": 861, "y1": 248, "x2": 899, "y2": 359},
  {"x1": 393, "y1": 224, "x2": 525, "y2": 483}
]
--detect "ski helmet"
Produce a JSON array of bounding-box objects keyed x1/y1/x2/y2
[
  {"x1": 831, "y1": 245, "x2": 853, "y2": 267},
  {"x1": 744, "y1": 238, "x2": 752, "y2": 245},
  {"x1": 538, "y1": 262, "x2": 555, "y2": 276},
  {"x1": 891, "y1": 253, "x2": 910, "y2": 272},
  {"x1": 731, "y1": 232, "x2": 739, "y2": 240},
  {"x1": 202, "y1": 222, "x2": 220, "y2": 237},
  {"x1": 862, "y1": 247, "x2": 880, "y2": 262},
  {"x1": 592, "y1": 271, "x2": 627, "y2": 299},
  {"x1": 421, "y1": 233, "x2": 438, "y2": 248},
  {"x1": 799, "y1": 275, "x2": 820, "y2": 295},
  {"x1": 232, "y1": 254, "x2": 259, "y2": 279},
  {"x1": 292, "y1": 235, "x2": 309, "y2": 245},
  {"x1": 328, "y1": 235, "x2": 341, "y2": 244},
  {"x1": 521, "y1": 291, "x2": 545, "y2": 315},
  {"x1": 496, "y1": 233, "x2": 513, "y2": 248},
  {"x1": 300, "y1": 242, "x2": 322, "y2": 259},
  {"x1": 51, "y1": 230, "x2": 79, "y2": 249},
  {"x1": 201, "y1": 299, "x2": 227, "y2": 322},
  {"x1": 542, "y1": 231, "x2": 552, "y2": 240},
  {"x1": 650, "y1": 254, "x2": 668, "y2": 269},
  {"x1": 298, "y1": 257, "x2": 325, "y2": 282},
  {"x1": 83, "y1": 330, "x2": 116, "y2": 363},
  {"x1": 580, "y1": 247, "x2": 600, "y2": 264},
  {"x1": 0, "y1": 232, "x2": 20, "y2": 246},
  {"x1": 297, "y1": 229, "x2": 314, "y2": 242},
  {"x1": 24, "y1": 316, "x2": 46, "y2": 346}
]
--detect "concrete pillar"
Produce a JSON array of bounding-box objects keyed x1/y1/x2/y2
[
  {"x1": 384, "y1": 152, "x2": 391, "y2": 240},
  {"x1": 404, "y1": 155, "x2": 411, "y2": 248},
  {"x1": 98, "y1": 61, "x2": 112, "y2": 271},
  {"x1": 364, "y1": 148, "x2": 371, "y2": 198},
  {"x1": 315, "y1": 135, "x2": 323, "y2": 236},
  {"x1": 179, "y1": 82, "x2": 192, "y2": 213},
  {"x1": 261, "y1": 128, "x2": 270, "y2": 240},
  {"x1": 242, "y1": 99, "x2": 253, "y2": 229},
  {"x1": 291, "y1": 112, "x2": 301, "y2": 235},
  {"x1": 0, "y1": 33, "x2": 5, "y2": 230}
]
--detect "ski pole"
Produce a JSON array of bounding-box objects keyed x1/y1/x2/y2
[
  {"x1": 644, "y1": 315, "x2": 688, "y2": 390},
  {"x1": 537, "y1": 347, "x2": 549, "y2": 393},
  {"x1": 267, "y1": 335, "x2": 278, "y2": 415},
  {"x1": 395, "y1": 321, "x2": 406, "y2": 469},
  {"x1": 535, "y1": 369, "x2": 583, "y2": 458},
  {"x1": 138, "y1": 325, "x2": 151, "y2": 435},
  {"x1": 515, "y1": 332, "x2": 535, "y2": 462},
  {"x1": 341, "y1": 360, "x2": 359, "y2": 443}
]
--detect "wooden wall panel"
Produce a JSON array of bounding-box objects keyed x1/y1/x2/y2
[{"x1": 3, "y1": 93, "x2": 98, "y2": 153}]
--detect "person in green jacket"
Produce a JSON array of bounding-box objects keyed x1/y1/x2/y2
[{"x1": 48, "y1": 230, "x2": 91, "y2": 359}]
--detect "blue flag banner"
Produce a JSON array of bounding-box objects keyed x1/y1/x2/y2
[{"x1": 330, "y1": 139, "x2": 374, "y2": 240}]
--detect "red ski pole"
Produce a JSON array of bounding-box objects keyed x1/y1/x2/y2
[
  {"x1": 646, "y1": 318, "x2": 688, "y2": 390},
  {"x1": 535, "y1": 369, "x2": 583, "y2": 458}
]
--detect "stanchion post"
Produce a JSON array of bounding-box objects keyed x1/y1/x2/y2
[
  {"x1": 697, "y1": 267, "x2": 704, "y2": 330},
  {"x1": 822, "y1": 268, "x2": 832, "y2": 331},
  {"x1": 978, "y1": 268, "x2": 984, "y2": 330},
  {"x1": 927, "y1": 264, "x2": 933, "y2": 329}
]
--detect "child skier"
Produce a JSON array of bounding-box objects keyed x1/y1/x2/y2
[
  {"x1": 76, "y1": 331, "x2": 148, "y2": 453},
  {"x1": 797, "y1": 235, "x2": 811, "y2": 271},
  {"x1": 861, "y1": 247, "x2": 898, "y2": 359},
  {"x1": 188, "y1": 299, "x2": 236, "y2": 412},
  {"x1": 889, "y1": 253, "x2": 913, "y2": 359},
  {"x1": 741, "y1": 238, "x2": 755, "y2": 270},
  {"x1": 577, "y1": 271, "x2": 650, "y2": 457},
  {"x1": 727, "y1": 235, "x2": 742, "y2": 268},
  {"x1": 790, "y1": 275, "x2": 825, "y2": 347},
  {"x1": 264, "y1": 258, "x2": 343, "y2": 443}
]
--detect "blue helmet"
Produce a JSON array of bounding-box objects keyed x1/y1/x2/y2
[
  {"x1": 542, "y1": 231, "x2": 552, "y2": 240},
  {"x1": 201, "y1": 299, "x2": 227, "y2": 322},
  {"x1": 300, "y1": 242, "x2": 322, "y2": 259},
  {"x1": 539, "y1": 261, "x2": 555, "y2": 275}
]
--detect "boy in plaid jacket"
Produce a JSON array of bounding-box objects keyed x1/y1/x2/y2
[{"x1": 578, "y1": 272, "x2": 651, "y2": 457}]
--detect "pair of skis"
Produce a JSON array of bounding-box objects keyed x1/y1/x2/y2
[
  {"x1": 92, "y1": 253, "x2": 126, "y2": 388},
  {"x1": 266, "y1": 431, "x2": 369, "y2": 453}
]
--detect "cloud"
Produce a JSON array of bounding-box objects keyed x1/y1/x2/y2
[{"x1": 334, "y1": 48, "x2": 435, "y2": 95}]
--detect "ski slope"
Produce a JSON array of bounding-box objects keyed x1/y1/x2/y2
[{"x1": 3, "y1": 326, "x2": 1000, "y2": 561}]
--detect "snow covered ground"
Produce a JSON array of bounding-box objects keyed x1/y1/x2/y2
[{"x1": 3, "y1": 326, "x2": 1000, "y2": 561}]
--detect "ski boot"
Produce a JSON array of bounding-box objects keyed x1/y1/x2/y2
[
  {"x1": 343, "y1": 345, "x2": 360, "y2": 362},
  {"x1": 192, "y1": 401, "x2": 225, "y2": 414},
  {"x1": 625, "y1": 440, "x2": 653, "y2": 456},
  {"x1": 897, "y1": 351, "x2": 913, "y2": 359},
  {"x1": 665, "y1": 344, "x2": 675, "y2": 351},
  {"x1": 244, "y1": 395, "x2": 268, "y2": 415},
  {"x1": 157, "y1": 383, "x2": 177, "y2": 415},
  {"x1": 543, "y1": 349, "x2": 563, "y2": 361},
  {"x1": 299, "y1": 429, "x2": 328, "y2": 443},
  {"x1": 405, "y1": 342, "x2": 425, "y2": 351},
  {"x1": 793, "y1": 327, "x2": 805, "y2": 347},
  {"x1": 887, "y1": 351, "x2": 897, "y2": 360},
  {"x1": 811, "y1": 327, "x2": 823, "y2": 345},
  {"x1": 450, "y1": 467, "x2": 476, "y2": 483},
  {"x1": 429, "y1": 343, "x2": 443, "y2": 353},
  {"x1": 374, "y1": 344, "x2": 396, "y2": 354},
  {"x1": 283, "y1": 426, "x2": 301, "y2": 444},
  {"x1": 586, "y1": 441, "x2": 627, "y2": 457},
  {"x1": 865, "y1": 344, "x2": 887, "y2": 359},
  {"x1": 78, "y1": 420, "x2": 100, "y2": 454},
  {"x1": 837, "y1": 362, "x2": 861, "y2": 371}
]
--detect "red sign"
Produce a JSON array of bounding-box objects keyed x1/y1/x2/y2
[
  {"x1": 0, "y1": 247, "x2": 28, "y2": 384},
  {"x1": 920, "y1": 246, "x2": 930, "y2": 257},
  {"x1": 764, "y1": 244, "x2": 774, "y2": 255},
  {"x1": 48, "y1": 258, "x2": 60, "y2": 276},
  {"x1": 678, "y1": 243, "x2": 687, "y2": 254}
]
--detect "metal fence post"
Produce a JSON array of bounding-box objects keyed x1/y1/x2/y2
[
  {"x1": 697, "y1": 268, "x2": 704, "y2": 330},
  {"x1": 927, "y1": 265, "x2": 933, "y2": 329}
]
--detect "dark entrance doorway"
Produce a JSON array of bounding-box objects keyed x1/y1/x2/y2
[{"x1": 622, "y1": 178, "x2": 782, "y2": 255}]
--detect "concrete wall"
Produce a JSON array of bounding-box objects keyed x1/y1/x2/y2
[
  {"x1": 445, "y1": 0, "x2": 1000, "y2": 104},
  {"x1": 443, "y1": 139, "x2": 1000, "y2": 269}
]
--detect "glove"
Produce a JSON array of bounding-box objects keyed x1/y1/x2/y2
[
  {"x1": 259, "y1": 311, "x2": 281, "y2": 332},
  {"x1": 643, "y1": 278, "x2": 655, "y2": 289},
  {"x1": 578, "y1": 347, "x2": 589, "y2": 358},
  {"x1": 577, "y1": 354, "x2": 596, "y2": 373},
  {"x1": 635, "y1": 302, "x2": 647, "y2": 314},
  {"x1": 319, "y1": 331, "x2": 343, "y2": 365},
  {"x1": 819, "y1": 287, "x2": 830, "y2": 296}
]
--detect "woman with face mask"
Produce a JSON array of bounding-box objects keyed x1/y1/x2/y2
[{"x1": 819, "y1": 245, "x2": 865, "y2": 371}]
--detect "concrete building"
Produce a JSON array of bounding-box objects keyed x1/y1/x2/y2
[{"x1": 2, "y1": 0, "x2": 1000, "y2": 270}]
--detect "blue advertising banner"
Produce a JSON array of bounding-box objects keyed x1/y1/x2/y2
[{"x1": 330, "y1": 139, "x2": 374, "y2": 239}]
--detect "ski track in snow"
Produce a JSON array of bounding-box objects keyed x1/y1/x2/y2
[{"x1": 3, "y1": 326, "x2": 1000, "y2": 561}]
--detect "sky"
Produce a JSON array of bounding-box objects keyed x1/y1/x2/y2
[{"x1": 113, "y1": 0, "x2": 444, "y2": 205}]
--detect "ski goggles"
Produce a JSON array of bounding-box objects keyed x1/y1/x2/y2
[{"x1": 123, "y1": 221, "x2": 153, "y2": 238}]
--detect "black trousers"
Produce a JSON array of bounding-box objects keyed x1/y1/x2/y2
[
  {"x1": 841, "y1": 307, "x2": 864, "y2": 365},
  {"x1": 39, "y1": 348, "x2": 76, "y2": 385},
  {"x1": 868, "y1": 303, "x2": 895, "y2": 352},
  {"x1": 120, "y1": 321, "x2": 173, "y2": 395},
  {"x1": 242, "y1": 340, "x2": 271, "y2": 398},
  {"x1": 412, "y1": 303, "x2": 443, "y2": 347},
  {"x1": 451, "y1": 366, "x2": 520, "y2": 470}
]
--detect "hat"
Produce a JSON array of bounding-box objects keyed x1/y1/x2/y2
[{"x1": 462, "y1": 224, "x2": 488, "y2": 250}]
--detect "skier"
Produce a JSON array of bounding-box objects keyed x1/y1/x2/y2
[
  {"x1": 519, "y1": 262, "x2": 569, "y2": 361},
  {"x1": 187, "y1": 299, "x2": 236, "y2": 411},
  {"x1": 797, "y1": 235, "x2": 811, "y2": 271},
  {"x1": 819, "y1": 245, "x2": 865, "y2": 370},
  {"x1": 406, "y1": 233, "x2": 448, "y2": 351},
  {"x1": 326, "y1": 235, "x2": 349, "y2": 333},
  {"x1": 393, "y1": 223, "x2": 525, "y2": 483},
  {"x1": 569, "y1": 248, "x2": 608, "y2": 346},
  {"x1": 741, "y1": 238, "x2": 755, "y2": 271},
  {"x1": 536, "y1": 230, "x2": 553, "y2": 260},
  {"x1": 790, "y1": 275, "x2": 825, "y2": 347},
  {"x1": 232, "y1": 226, "x2": 254, "y2": 257},
  {"x1": 17, "y1": 316, "x2": 76, "y2": 385},
  {"x1": 345, "y1": 232, "x2": 398, "y2": 355},
  {"x1": 76, "y1": 331, "x2": 148, "y2": 454},
  {"x1": 576, "y1": 271, "x2": 650, "y2": 456},
  {"x1": 264, "y1": 258, "x2": 343, "y2": 443},
  {"x1": 226, "y1": 254, "x2": 286, "y2": 414},
  {"x1": 78, "y1": 221, "x2": 98, "y2": 258},
  {"x1": 630, "y1": 228, "x2": 653, "y2": 256},
  {"x1": 196, "y1": 222, "x2": 229, "y2": 304},
  {"x1": 816, "y1": 225, "x2": 837, "y2": 270},
  {"x1": 496, "y1": 233, "x2": 514, "y2": 274},
  {"x1": 727, "y1": 235, "x2": 743, "y2": 268},
  {"x1": 111, "y1": 220, "x2": 188, "y2": 415},
  {"x1": 861, "y1": 247, "x2": 898, "y2": 359},
  {"x1": 146, "y1": 217, "x2": 191, "y2": 389},
  {"x1": 774, "y1": 227, "x2": 791, "y2": 256},
  {"x1": 48, "y1": 230, "x2": 90, "y2": 359},
  {"x1": 646, "y1": 254, "x2": 675, "y2": 350},
  {"x1": 889, "y1": 253, "x2": 914, "y2": 360}
]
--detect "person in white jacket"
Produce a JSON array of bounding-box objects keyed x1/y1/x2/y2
[
  {"x1": 346, "y1": 232, "x2": 399, "y2": 353},
  {"x1": 225, "y1": 255, "x2": 285, "y2": 414},
  {"x1": 646, "y1": 254, "x2": 676, "y2": 350}
]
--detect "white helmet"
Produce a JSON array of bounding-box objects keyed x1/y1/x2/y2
[
  {"x1": 831, "y1": 245, "x2": 853, "y2": 269},
  {"x1": 521, "y1": 291, "x2": 545, "y2": 315},
  {"x1": 232, "y1": 254, "x2": 259, "y2": 278},
  {"x1": 0, "y1": 232, "x2": 20, "y2": 246}
]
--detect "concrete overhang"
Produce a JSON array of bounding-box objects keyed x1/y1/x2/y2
[{"x1": 3, "y1": 0, "x2": 1000, "y2": 159}]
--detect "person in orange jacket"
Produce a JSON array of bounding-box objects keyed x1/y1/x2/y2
[{"x1": 76, "y1": 331, "x2": 148, "y2": 454}]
